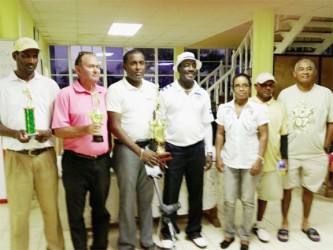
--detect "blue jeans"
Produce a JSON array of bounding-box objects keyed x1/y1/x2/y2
[
  {"x1": 162, "y1": 140, "x2": 205, "y2": 239},
  {"x1": 223, "y1": 165, "x2": 260, "y2": 241},
  {"x1": 62, "y1": 150, "x2": 111, "y2": 250}
]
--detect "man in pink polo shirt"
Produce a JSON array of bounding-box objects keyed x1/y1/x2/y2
[{"x1": 52, "y1": 51, "x2": 111, "y2": 250}]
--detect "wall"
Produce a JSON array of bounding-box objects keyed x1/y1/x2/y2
[{"x1": 0, "y1": 0, "x2": 50, "y2": 75}]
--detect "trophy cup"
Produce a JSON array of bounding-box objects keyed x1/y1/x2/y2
[
  {"x1": 23, "y1": 88, "x2": 38, "y2": 136},
  {"x1": 89, "y1": 93, "x2": 104, "y2": 143},
  {"x1": 149, "y1": 83, "x2": 172, "y2": 163}
]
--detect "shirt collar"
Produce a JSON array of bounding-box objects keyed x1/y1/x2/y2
[
  {"x1": 252, "y1": 95, "x2": 275, "y2": 106},
  {"x1": 175, "y1": 80, "x2": 200, "y2": 94},
  {"x1": 73, "y1": 79, "x2": 103, "y2": 94},
  {"x1": 8, "y1": 70, "x2": 43, "y2": 82},
  {"x1": 122, "y1": 77, "x2": 147, "y2": 91}
]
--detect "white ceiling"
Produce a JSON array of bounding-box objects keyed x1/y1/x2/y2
[{"x1": 21, "y1": 0, "x2": 333, "y2": 48}]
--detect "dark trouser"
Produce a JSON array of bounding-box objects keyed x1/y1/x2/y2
[
  {"x1": 62, "y1": 150, "x2": 111, "y2": 250},
  {"x1": 161, "y1": 140, "x2": 205, "y2": 239}
]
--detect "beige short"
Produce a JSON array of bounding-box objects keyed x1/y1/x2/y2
[
  {"x1": 257, "y1": 170, "x2": 283, "y2": 201},
  {"x1": 283, "y1": 156, "x2": 328, "y2": 193}
]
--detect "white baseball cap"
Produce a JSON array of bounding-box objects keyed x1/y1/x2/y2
[
  {"x1": 173, "y1": 52, "x2": 202, "y2": 72},
  {"x1": 255, "y1": 72, "x2": 276, "y2": 84},
  {"x1": 12, "y1": 37, "x2": 40, "y2": 52}
]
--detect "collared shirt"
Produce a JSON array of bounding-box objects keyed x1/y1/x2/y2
[
  {"x1": 216, "y1": 99, "x2": 269, "y2": 169},
  {"x1": 252, "y1": 96, "x2": 288, "y2": 172},
  {"x1": 159, "y1": 80, "x2": 214, "y2": 147},
  {"x1": 0, "y1": 71, "x2": 59, "y2": 150},
  {"x1": 278, "y1": 83, "x2": 333, "y2": 158},
  {"x1": 106, "y1": 77, "x2": 156, "y2": 141},
  {"x1": 52, "y1": 80, "x2": 109, "y2": 156}
]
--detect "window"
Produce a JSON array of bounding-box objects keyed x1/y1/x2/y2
[
  {"x1": 49, "y1": 46, "x2": 230, "y2": 90},
  {"x1": 50, "y1": 46, "x2": 69, "y2": 88}
]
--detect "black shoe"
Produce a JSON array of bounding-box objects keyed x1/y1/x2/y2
[
  {"x1": 220, "y1": 238, "x2": 234, "y2": 249},
  {"x1": 140, "y1": 243, "x2": 162, "y2": 250},
  {"x1": 240, "y1": 243, "x2": 249, "y2": 250}
]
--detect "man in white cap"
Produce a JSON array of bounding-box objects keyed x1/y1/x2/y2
[
  {"x1": 251, "y1": 73, "x2": 288, "y2": 243},
  {"x1": 159, "y1": 52, "x2": 214, "y2": 249},
  {"x1": 0, "y1": 37, "x2": 64, "y2": 249}
]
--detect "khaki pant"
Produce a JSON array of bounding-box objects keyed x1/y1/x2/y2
[{"x1": 5, "y1": 148, "x2": 64, "y2": 250}]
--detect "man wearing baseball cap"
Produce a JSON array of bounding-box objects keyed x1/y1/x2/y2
[
  {"x1": 251, "y1": 72, "x2": 288, "y2": 243},
  {"x1": 0, "y1": 37, "x2": 64, "y2": 249},
  {"x1": 159, "y1": 52, "x2": 214, "y2": 249}
]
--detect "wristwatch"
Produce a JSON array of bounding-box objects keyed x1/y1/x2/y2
[
  {"x1": 207, "y1": 152, "x2": 213, "y2": 157},
  {"x1": 324, "y1": 147, "x2": 331, "y2": 153}
]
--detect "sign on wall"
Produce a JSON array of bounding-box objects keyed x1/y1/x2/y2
[{"x1": 0, "y1": 40, "x2": 16, "y2": 79}]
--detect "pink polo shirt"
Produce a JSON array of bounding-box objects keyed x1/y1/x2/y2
[{"x1": 52, "y1": 80, "x2": 109, "y2": 156}]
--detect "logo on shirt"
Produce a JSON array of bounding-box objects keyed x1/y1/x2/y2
[{"x1": 290, "y1": 100, "x2": 315, "y2": 134}]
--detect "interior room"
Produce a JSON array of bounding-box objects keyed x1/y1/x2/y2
[{"x1": 0, "y1": 0, "x2": 332, "y2": 249}]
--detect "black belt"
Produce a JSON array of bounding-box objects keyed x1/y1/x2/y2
[
  {"x1": 114, "y1": 139, "x2": 151, "y2": 148},
  {"x1": 65, "y1": 150, "x2": 108, "y2": 160},
  {"x1": 13, "y1": 147, "x2": 51, "y2": 156}
]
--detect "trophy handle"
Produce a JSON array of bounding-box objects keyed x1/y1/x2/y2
[{"x1": 158, "y1": 152, "x2": 172, "y2": 163}]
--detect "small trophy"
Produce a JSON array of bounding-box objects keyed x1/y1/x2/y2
[
  {"x1": 149, "y1": 83, "x2": 172, "y2": 163},
  {"x1": 23, "y1": 88, "x2": 38, "y2": 136},
  {"x1": 89, "y1": 93, "x2": 104, "y2": 143}
]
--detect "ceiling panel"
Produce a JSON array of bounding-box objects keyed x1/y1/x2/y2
[{"x1": 21, "y1": 0, "x2": 333, "y2": 48}]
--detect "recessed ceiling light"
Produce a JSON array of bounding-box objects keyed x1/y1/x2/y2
[
  {"x1": 96, "y1": 52, "x2": 114, "y2": 57},
  {"x1": 108, "y1": 23, "x2": 142, "y2": 36}
]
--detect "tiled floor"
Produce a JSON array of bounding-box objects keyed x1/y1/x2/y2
[{"x1": 0, "y1": 184, "x2": 333, "y2": 250}]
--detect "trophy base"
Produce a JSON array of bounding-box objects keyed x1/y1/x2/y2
[
  {"x1": 92, "y1": 135, "x2": 104, "y2": 143},
  {"x1": 158, "y1": 151, "x2": 172, "y2": 163}
]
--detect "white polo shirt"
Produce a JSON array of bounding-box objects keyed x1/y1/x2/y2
[
  {"x1": 216, "y1": 99, "x2": 269, "y2": 169},
  {"x1": 107, "y1": 77, "x2": 156, "y2": 141},
  {"x1": 0, "y1": 71, "x2": 59, "y2": 150},
  {"x1": 159, "y1": 80, "x2": 214, "y2": 147}
]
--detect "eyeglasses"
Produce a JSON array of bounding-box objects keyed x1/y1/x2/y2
[
  {"x1": 258, "y1": 83, "x2": 275, "y2": 88},
  {"x1": 234, "y1": 84, "x2": 250, "y2": 89}
]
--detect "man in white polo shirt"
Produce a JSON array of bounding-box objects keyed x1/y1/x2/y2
[
  {"x1": 159, "y1": 52, "x2": 214, "y2": 249},
  {"x1": 107, "y1": 49, "x2": 161, "y2": 250},
  {"x1": 0, "y1": 37, "x2": 64, "y2": 249}
]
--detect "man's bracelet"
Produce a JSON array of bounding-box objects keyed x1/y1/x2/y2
[
  {"x1": 257, "y1": 155, "x2": 264, "y2": 161},
  {"x1": 139, "y1": 148, "x2": 144, "y2": 160}
]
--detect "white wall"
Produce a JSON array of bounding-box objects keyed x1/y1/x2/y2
[{"x1": 0, "y1": 137, "x2": 6, "y2": 201}]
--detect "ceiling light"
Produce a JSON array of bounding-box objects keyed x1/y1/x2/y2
[
  {"x1": 96, "y1": 52, "x2": 114, "y2": 57},
  {"x1": 108, "y1": 23, "x2": 142, "y2": 36}
]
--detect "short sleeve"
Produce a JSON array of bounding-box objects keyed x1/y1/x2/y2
[{"x1": 107, "y1": 84, "x2": 122, "y2": 113}]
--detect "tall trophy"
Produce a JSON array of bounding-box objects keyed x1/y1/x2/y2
[
  {"x1": 149, "y1": 83, "x2": 172, "y2": 163},
  {"x1": 23, "y1": 88, "x2": 38, "y2": 136},
  {"x1": 89, "y1": 93, "x2": 104, "y2": 143}
]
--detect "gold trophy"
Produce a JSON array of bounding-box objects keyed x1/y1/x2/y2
[
  {"x1": 89, "y1": 93, "x2": 104, "y2": 143},
  {"x1": 149, "y1": 83, "x2": 172, "y2": 163},
  {"x1": 23, "y1": 88, "x2": 38, "y2": 136}
]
